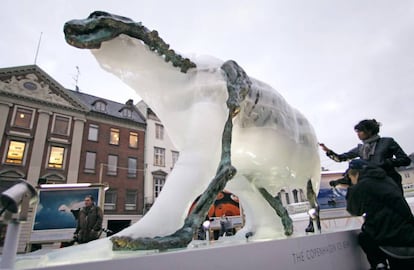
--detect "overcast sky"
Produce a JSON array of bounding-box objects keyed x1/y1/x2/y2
[{"x1": 1, "y1": 0, "x2": 414, "y2": 171}]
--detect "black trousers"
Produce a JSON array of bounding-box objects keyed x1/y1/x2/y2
[
  {"x1": 358, "y1": 231, "x2": 388, "y2": 268},
  {"x1": 359, "y1": 231, "x2": 414, "y2": 269}
]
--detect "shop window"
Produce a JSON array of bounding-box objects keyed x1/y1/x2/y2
[
  {"x1": 5, "y1": 140, "x2": 27, "y2": 165},
  {"x1": 47, "y1": 146, "x2": 65, "y2": 169}
]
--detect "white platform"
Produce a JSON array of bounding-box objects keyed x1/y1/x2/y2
[
  {"x1": 12, "y1": 228, "x2": 368, "y2": 270},
  {"x1": 7, "y1": 198, "x2": 413, "y2": 269}
]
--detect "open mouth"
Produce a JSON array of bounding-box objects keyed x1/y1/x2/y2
[
  {"x1": 64, "y1": 11, "x2": 196, "y2": 73},
  {"x1": 64, "y1": 11, "x2": 132, "y2": 49}
]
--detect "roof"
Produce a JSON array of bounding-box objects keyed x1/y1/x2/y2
[{"x1": 70, "y1": 90, "x2": 146, "y2": 124}]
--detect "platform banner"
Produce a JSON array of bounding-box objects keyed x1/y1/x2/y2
[{"x1": 30, "y1": 187, "x2": 102, "y2": 243}]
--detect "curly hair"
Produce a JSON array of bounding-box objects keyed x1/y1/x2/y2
[{"x1": 354, "y1": 119, "x2": 381, "y2": 135}]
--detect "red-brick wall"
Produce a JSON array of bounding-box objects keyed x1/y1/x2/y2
[{"x1": 79, "y1": 120, "x2": 145, "y2": 215}]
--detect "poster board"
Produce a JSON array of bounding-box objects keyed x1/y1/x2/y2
[
  {"x1": 30, "y1": 186, "x2": 103, "y2": 243},
  {"x1": 317, "y1": 171, "x2": 348, "y2": 211}
]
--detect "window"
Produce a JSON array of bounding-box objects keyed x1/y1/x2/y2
[
  {"x1": 12, "y1": 107, "x2": 34, "y2": 129},
  {"x1": 104, "y1": 189, "x2": 117, "y2": 210},
  {"x1": 125, "y1": 190, "x2": 137, "y2": 210},
  {"x1": 292, "y1": 189, "x2": 299, "y2": 203},
  {"x1": 154, "y1": 147, "x2": 165, "y2": 166},
  {"x1": 94, "y1": 101, "x2": 106, "y2": 112},
  {"x1": 128, "y1": 157, "x2": 137, "y2": 178},
  {"x1": 172, "y1": 151, "x2": 179, "y2": 168},
  {"x1": 52, "y1": 114, "x2": 71, "y2": 136},
  {"x1": 47, "y1": 146, "x2": 65, "y2": 169},
  {"x1": 109, "y1": 128, "x2": 120, "y2": 145},
  {"x1": 88, "y1": 124, "x2": 99, "y2": 141},
  {"x1": 154, "y1": 175, "x2": 166, "y2": 198},
  {"x1": 155, "y1": 124, "x2": 164, "y2": 140},
  {"x1": 5, "y1": 140, "x2": 27, "y2": 165},
  {"x1": 129, "y1": 132, "x2": 138, "y2": 148},
  {"x1": 285, "y1": 193, "x2": 290, "y2": 204},
  {"x1": 107, "y1": 155, "x2": 118, "y2": 175},
  {"x1": 122, "y1": 108, "x2": 132, "y2": 118},
  {"x1": 84, "y1": 152, "x2": 96, "y2": 173}
]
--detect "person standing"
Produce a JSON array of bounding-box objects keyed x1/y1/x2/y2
[
  {"x1": 320, "y1": 119, "x2": 411, "y2": 191},
  {"x1": 345, "y1": 159, "x2": 414, "y2": 270},
  {"x1": 219, "y1": 215, "x2": 227, "y2": 237},
  {"x1": 74, "y1": 195, "x2": 103, "y2": 244}
]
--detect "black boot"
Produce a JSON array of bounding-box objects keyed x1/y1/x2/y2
[{"x1": 305, "y1": 218, "x2": 314, "y2": 233}]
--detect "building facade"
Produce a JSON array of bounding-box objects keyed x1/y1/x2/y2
[
  {"x1": 136, "y1": 101, "x2": 179, "y2": 212},
  {"x1": 0, "y1": 65, "x2": 146, "y2": 252},
  {"x1": 71, "y1": 91, "x2": 146, "y2": 234}
]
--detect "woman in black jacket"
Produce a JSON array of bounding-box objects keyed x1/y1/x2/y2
[
  {"x1": 320, "y1": 119, "x2": 411, "y2": 191},
  {"x1": 346, "y1": 159, "x2": 414, "y2": 269}
]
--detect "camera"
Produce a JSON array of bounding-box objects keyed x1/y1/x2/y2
[
  {"x1": 0, "y1": 179, "x2": 37, "y2": 219},
  {"x1": 329, "y1": 174, "x2": 352, "y2": 187}
]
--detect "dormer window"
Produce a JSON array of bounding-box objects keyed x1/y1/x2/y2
[
  {"x1": 122, "y1": 108, "x2": 133, "y2": 118},
  {"x1": 120, "y1": 100, "x2": 134, "y2": 118},
  {"x1": 94, "y1": 101, "x2": 107, "y2": 112}
]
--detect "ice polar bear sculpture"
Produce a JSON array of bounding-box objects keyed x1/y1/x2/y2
[{"x1": 63, "y1": 11, "x2": 321, "y2": 251}]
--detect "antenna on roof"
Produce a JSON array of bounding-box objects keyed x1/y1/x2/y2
[
  {"x1": 73, "y1": 66, "x2": 80, "y2": 92},
  {"x1": 34, "y1": 32, "x2": 43, "y2": 65}
]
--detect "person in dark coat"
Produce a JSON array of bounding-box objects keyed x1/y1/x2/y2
[
  {"x1": 345, "y1": 159, "x2": 414, "y2": 270},
  {"x1": 320, "y1": 119, "x2": 411, "y2": 192},
  {"x1": 74, "y1": 195, "x2": 103, "y2": 244}
]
